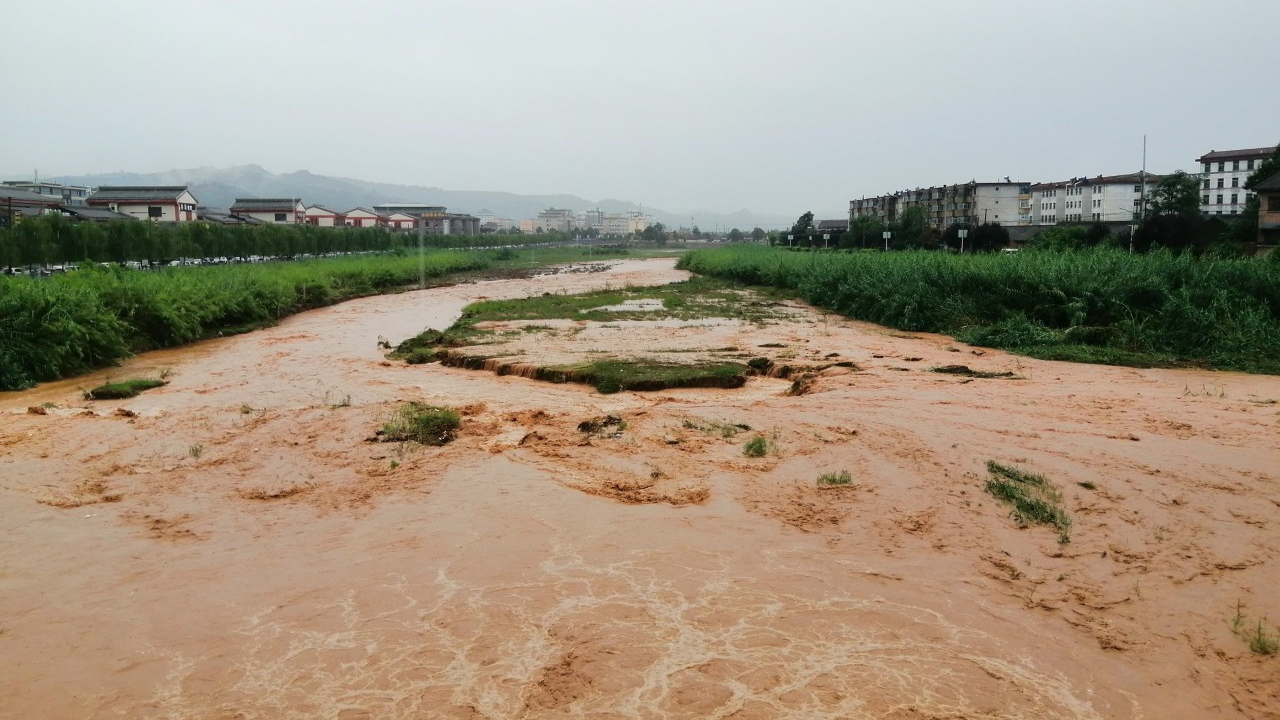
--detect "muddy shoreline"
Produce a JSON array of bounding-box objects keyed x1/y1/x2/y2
[{"x1": 2, "y1": 257, "x2": 1278, "y2": 719}]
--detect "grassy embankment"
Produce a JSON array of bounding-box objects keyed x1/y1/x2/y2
[
  {"x1": 390, "y1": 277, "x2": 770, "y2": 393},
  {"x1": 0, "y1": 247, "x2": 657, "y2": 391},
  {"x1": 678, "y1": 246, "x2": 1280, "y2": 374}
]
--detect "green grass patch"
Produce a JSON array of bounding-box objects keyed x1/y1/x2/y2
[
  {"x1": 541, "y1": 359, "x2": 748, "y2": 394},
  {"x1": 817, "y1": 470, "x2": 853, "y2": 486},
  {"x1": 984, "y1": 460, "x2": 1073, "y2": 543},
  {"x1": 380, "y1": 402, "x2": 461, "y2": 446},
  {"x1": 459, "y1": 276, "x2": 782, "y2": 325},
  {"x1": 83, "y1": 377, "x2": 167, "y2": 400},
  {"x1": 743, "y1": 436, "x2": 770, "y2": 457}
]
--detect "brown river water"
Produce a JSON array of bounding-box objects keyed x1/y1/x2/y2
[{"x1": 2, "y1": 257, "x2": 1278, "y2": 719}]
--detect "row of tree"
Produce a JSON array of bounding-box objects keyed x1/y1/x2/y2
[
  {"x1": 777, "y1": 209, "x2": 1012, "y2": 252},
  {"x1": 0, "y1": 215, "x2": 597, "y2": 268}
]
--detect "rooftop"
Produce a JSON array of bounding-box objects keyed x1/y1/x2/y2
[
  {"x1": 1253, "y1": 172, "x2": 1280, "y2": 192},
  {"x1": 230, "y1": 198, "x2": 302, "y2": 211},
  {"x1": 1197, "y1": 146, "x2": 1277, "y2": 163},
  {"x1": 89, "y1": 186, "x2": 193, "y2": 202}
]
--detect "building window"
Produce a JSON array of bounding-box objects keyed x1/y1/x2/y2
[
  {"x1": 1233, "y1": 161, "x2": 1240, "y2": 171},
  {"x1": 1232, "y1": 178, "x2": 1239, "y2": 188},
  {"x1": 1217, "y1": 194, "x2": 1224, "y2": 204},
  {"x1": 1203, "y1": 179, "x2": 1209, "y2": 189},
  {"x1": 1269, "y1": 196, "x2": 1280, "y2": 212},
  {"x1": 1248, "y1": 160, "x2": 1256, "y2": 170},
  {"x1": 1218, "y1": 162, "x2": 1225, "y2": 172},
  {"x1": 1202, "y1": 194, "x2": 1209, "y2": 205},
  {"x1": 1217, "y1": 178, "x2": 1224, "y2": 188},
  {"x1": 148, "y1": 206, "x2": 163, "y2": 218},
  {"x1": 1231, "y1": 194, "x2": 1238, "y2": 205},
  {"x1": 1204, "y1": 163, "x2": 1211, "y2": 173},
  {"x1": 274, "y1": 213, "x2": 287, "y2": 222}
]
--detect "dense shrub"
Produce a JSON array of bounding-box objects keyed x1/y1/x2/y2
[
  {"x1": 0, "y1": 252, "x2": 490, "y2": 390},
  {"x1": 677, "y1": 246, "x2": 1280, "y2": 374}
]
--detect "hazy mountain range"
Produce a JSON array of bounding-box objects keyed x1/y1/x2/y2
[{"x1": 19, "y1": 165, "x2": 838, "y2": 230}]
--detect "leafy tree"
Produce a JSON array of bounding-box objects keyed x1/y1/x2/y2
[
  {"x1": 1145, "y1": 171, "x2": 1201, "y2": 218},
  {"x1": 791, "y1": 211, "x2": 815, "y2": 235},
  {"x1": 1244, "y1": 145, "x2": 1280, "y2": 192},
  {"x1": 970, "y1": 222, "x2": 1010, "y2": 252},
  {"x1": 727, "y1": 228, "x2": 744, "y2": 242},
  {"x1": 691, "y1": 225, "x2": 701, "y2": 238},
  {"x1": 750, "y1": 227, "x2": 766, "y2": 242},
  {"x1": 641, "y1": 222, "x2": 666, "y2": 243},
  {"x1": 845, "y1": 215, "x2": 884, "y2": 249},
  {"x1": 889, "y1": 207, "x2": 930, "y2": 249}
]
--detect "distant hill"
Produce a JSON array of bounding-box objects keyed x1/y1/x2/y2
[{"x1": 20, "y1": 164, "x2": 820, "y2": 231}]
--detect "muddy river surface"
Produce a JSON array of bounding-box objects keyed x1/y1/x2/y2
[{"x1": 2, "y1": 258, "x2": 1278, "y2": 719}]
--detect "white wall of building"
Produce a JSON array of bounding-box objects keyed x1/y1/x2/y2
[{"x1": 1200, "y1": 155, "x2": 1265, "y2": 215}]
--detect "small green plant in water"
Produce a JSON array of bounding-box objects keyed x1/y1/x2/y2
[
  {"x1": 381, "y1": 403, "x2": 461, "y2": 446},
  {"x1": 84, "y1": 378, "x2": 167, "y2": 400},
  {"x1": 817, "y1": 470, "x2": 853, "y2": 486},
  {"x1": 743, "y1": 436, "x2": 770, "y2": 458},
  {"x1": 984, "y1": 460, "x2": 1072, "y2": 543},
  {"x1": 1233, "y1": 602, "x2": 1279, "y2": 655}
]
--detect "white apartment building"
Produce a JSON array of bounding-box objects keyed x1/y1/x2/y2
[
  {"x1": 535, "y1": 207, "x2": 575, "y2": 233},
  {"x1": 850, "y1": 181, "x2": 1030, "y2": 229},
  {"x1": 1197, "y1": 146, "x2": 1275, "y2": 215},
  {"x1": 600, "y1": 212, "x2": 651, "y2": 235},
  {"x1": 1030, "y1": 173, "x2": 1159, "y2": 226}
]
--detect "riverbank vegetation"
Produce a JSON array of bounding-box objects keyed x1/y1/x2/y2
[
  {"x1": 678, "y1": 245, "x2": 1280, "y2": 374},
  {"x1": 0, "y1": 251, "x2": 496, "y2": 390}
]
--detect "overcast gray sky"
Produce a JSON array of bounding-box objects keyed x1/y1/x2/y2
[{"x1": 3, "y1": 0, "x2": 1277, "y2": 216}]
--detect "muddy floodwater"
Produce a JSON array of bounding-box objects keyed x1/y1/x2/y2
[{"x1": 2, "y1": 257, "x2": 1279, "y2": 719}]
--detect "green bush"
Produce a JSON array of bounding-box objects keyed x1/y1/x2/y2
[
  {"x1": 381, "y1": 402, "x2": 462, "y2": 445},
  {"x1": 677, "y1": 245, "x2": 1280, "y2": 374},
  {"x1": 0, "y1": 252, "x2": 490, "y2": 390}
]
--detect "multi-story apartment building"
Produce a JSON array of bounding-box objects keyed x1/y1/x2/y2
[
  {"x1": 1029, "y1": 172, "x2": 1160, "y2": 226},
  {"x1": 850, "y1": 181, "x2": 1030, "y2": 230},
  {"x1": 1197, "y1": 146, "x2": 1275, "y2": 215},
  {"x1": 535, "y1": 208, "x2": 575, "y2": 233},
  {"x1": 600, "y1": 211, "x2": 651, "y2": 236}
]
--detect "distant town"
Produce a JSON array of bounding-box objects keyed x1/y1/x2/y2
[{"x1": 1, "y1": 143, "x2": 1276, "y2": 252}]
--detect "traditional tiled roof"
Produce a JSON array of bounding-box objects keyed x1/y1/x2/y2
[
  {"x1": 64, "y1": 206, "x2": 136, "y2": 221},
  {"x1": 230, "y1": 198, "x2": 301, "y2": 212},
  {"x1": 88, "y1": 186, "x2": 191, "y2": 203},
  {"x1": 1197, "y1": 146, "x2": 1276, "y2": 163},
  {"x1": 817, "y1": 220, "x2": 848, "y2": 230}
]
